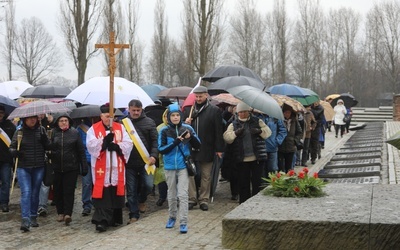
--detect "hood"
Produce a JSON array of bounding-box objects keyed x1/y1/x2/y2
[
  {"x1": 54, "y1": 113, "x2": 73, "y2": 129},
  {"x1": 167, "y1": 103, "x2": 183, "y2": 126}
]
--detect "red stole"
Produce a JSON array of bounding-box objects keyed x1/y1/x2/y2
[{"x1": 92, "y1": 122, "x2": 125, "y2": 199}]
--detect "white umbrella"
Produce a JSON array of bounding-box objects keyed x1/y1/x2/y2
[
  {"x1": 65, "y1": 77, "x2": 154, "y2": 108},
  {"x1": 0, "y1": 81, "x2": 33, "y2": 99}
]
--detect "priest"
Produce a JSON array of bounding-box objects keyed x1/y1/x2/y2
[{"x1": 86, "y1": 104, "x2": 133, "y2": 232}]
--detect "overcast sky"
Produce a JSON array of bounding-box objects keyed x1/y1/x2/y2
[{"x1": 0, "y1": 0, "x2": 379, "y2": 83}]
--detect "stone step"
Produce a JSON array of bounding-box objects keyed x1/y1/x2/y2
[
  {"x1": 318, "y1": 165, "x2": 381, "y2": 178},
  {"x1": 331, "y1": 152, "x2": 382, "y2": 161},
  {"x1": 325, "y1": 158, "x2": 381, "y2": 169}
]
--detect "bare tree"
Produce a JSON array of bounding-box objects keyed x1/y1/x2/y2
[
  {"x1": 13, "y1": 17, "x2": 62, "y2": 85},
  {"x1": 1, "y1": 0, "x2": 16, "y2": 80},
  {"x1": 291, "y1": 0, "x2": 324, "y2": 90},
  {"x1": 126, "y1": 0, "x2": 144, "y2": 83},
  {"x1": 182, "y1": 0, "x2": 224, "y2": 82},
  {"x1": 58, "y1": 0, "x2": 102, "y2": 85},
  {"x1": 366, "y1": 1, "x2": 400, "y2": 94},
  {"x1": 229, "y1": 0, "x2": 266, "y2": 79},
  {"x1": 147, "y1": 0, "x2": 169, "y2": 85}
]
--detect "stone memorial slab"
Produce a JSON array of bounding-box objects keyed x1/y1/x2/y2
[
  {"x1": 342, "y1": 142, "x2": 383, "y2": 149},
  {"x1": 337, "y1": 147, "x2": 382, "y2": 154},
  {"x1": 325, "y1": 158, "x2": 381, "y2": 169},
  {"x1": 331, "y1": 152, "x2": 381, "y2": 161},
  {"x1": 326, "y1": 176, "x2": 380, "y2": 184},
  {"x1": 347, "y1": 137, "x2": 383, "y2": 142},
  {"x1": 318, "y1": 166, "x2": 380, "y2": 178}
]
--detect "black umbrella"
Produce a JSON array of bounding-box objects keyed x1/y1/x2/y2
[
  {"x1": 331, "y1": 93, "x2": 358, "y2": 108},
  {"x1": 209, "y1": 155, "x2": 223, "y2": 202},
  {"x1": 202, "y1": 65, "x2": 264, "y2": 83},
  {"x1": 21, "y1": 85, "x2": 72, "y2": 99},
  {"x1": 0, "y1": 95, "x2": 20, "y2": 115},
  {"x1": 69, "y1": 105, "x2": 123, "y2": 119},
  {"x1": 208, "y1": 75, "x2": 265, "y2": 96}
]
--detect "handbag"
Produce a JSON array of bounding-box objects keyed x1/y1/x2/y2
[
  {"x1": 295, "y1": 139, "x2": 304, "y2": 150},
  {"x1": 43, "y1": 159, "x2": 54, "y2": 186},
  {"x1": 343, "y1": 115, "x2": 350, "y2": 123},
  {"x1": 178, "y1": 145, "x2": 196, "y2": 176}
]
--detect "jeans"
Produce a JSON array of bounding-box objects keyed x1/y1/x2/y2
[
  {"x1": 17, "y1": 166, "x2": 44, "y2": 219},
  {"x1": 264, "y1": 152, "x2": 278, "y2": 177},
  {"x1": 39, "y1": 182, "x2": 50, "y2": 209},
  {"x1": 81, "y1": 162, "x2": 92, "y2": 210},
  {"x1": 126, "y1": 168, "x2": 153, "y2": 219},
  {"x1": 0, "y1": 162, "x2": 11, "y2": 205}
]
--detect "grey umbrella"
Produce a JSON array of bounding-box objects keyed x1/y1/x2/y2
[
  {"x1": 227, "y1": 85, "x2": 284, "y2": 120},
  {"x1": 21, "y1": 85, "x2": 72, "y2": 99},
  {"x1": 208, "y1": 75, "x2": 265, "y2": 96},
  {"x1": 202, "y1": 65, "x2": 264, "y2": 83}
]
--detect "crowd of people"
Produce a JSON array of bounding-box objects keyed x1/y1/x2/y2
[{"x1": 0, "y1": 87, "x2": 352, "y2": 234}]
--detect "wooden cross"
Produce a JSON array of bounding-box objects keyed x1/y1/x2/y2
[
  {"x1": 95, "y1": 31, "x2": 129, "y2": 119},
  {"x1": 96, "y1": 168, "x2": 105, "y2": 176}
]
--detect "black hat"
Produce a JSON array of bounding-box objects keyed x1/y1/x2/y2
[{"x1": 100, "y1": 103, "x2": 116, "y2": 114}]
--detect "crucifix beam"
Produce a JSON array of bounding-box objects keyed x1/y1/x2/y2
[{"x1": 95, "y1": 31, "x2": 129, "y2": 119}]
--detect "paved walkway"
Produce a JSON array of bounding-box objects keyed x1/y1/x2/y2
[{"x1": 0, "y1": 124, "x2": 387, "y2": 249}]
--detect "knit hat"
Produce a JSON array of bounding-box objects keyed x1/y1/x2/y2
[
  {"x1": 337, "y1": 99, "x2": 344, "y2": 104},
  {"x1": 236, "y1": 102, "x2": 251, "y2": 112}
]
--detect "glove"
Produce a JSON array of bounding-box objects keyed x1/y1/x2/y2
[
  {"x1": 173, "y1": 138, "x2": 181, "y2": 145},
  {"x1": 250, "y1": 128, "x2": 262, "y2": 135},
  {"x1": 16, "y1": 150, "x2": 25, "y2": 159},
  {"x1": 81, "y1": 164, "x2": 88, "y2": 176},
  {"x1": 108, "y1": 142, "x2": 123, "y2": 156},
  {"x1": 101, "y1": 133, "x2": 114, "y2": 151},
  {"x1": 234, "y1": 127, "x2": 244, "y2": 137}
]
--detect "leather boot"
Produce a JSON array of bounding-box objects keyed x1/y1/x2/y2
[
  {"x1": 31, "y1": 216, "x2": 39, "y2": 227},
  {"x1": 20, "y1": 218, "x2": 30, "y2": 232}
]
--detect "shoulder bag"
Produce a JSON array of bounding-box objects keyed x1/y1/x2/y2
[{"x1": 178, "y1": 144, "x2": 196, "y2": 176}]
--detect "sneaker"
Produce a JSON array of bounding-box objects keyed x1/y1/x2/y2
[
  {"x1": 166, "y1": 217, "x2": 176, "y2": 228},
  {"x1": 37, "y1": 207, "x2": 47, "y2": 217},
  {"x1": 1, "y1": 204, "x2": 9, "y2": 213},
  {"x1": 180, "y1": 224, "x2": 188, "y2": 234},
  {"x1": 127, "y1": 218, "x2": 138, "y2": 225},
  {"x1": 156, "y1": 199, "x2": 166, "y2": 206},
  {"x1": 64, "y1": 215, "x2": 72, "y2": 226},
  {"x1": 82, "y1": 208, "x2": 91, "y2": 216},
  {"x1": 138, "y1": 203, "x2": 146, "y2": 213},
  {"x1": 200, "y1": 203, "x2": 208, "y2": 211}
]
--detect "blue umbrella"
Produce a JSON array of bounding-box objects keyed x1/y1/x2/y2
[
  {"x1": 0, "y1": 95, "x2": 20, "y2": 115},
  {"x1": 141, "y1": 84, "x2": 167, "y2": 101},
  {"x1": 267, "y1": 83, "x2": 319, "y2": 106}
]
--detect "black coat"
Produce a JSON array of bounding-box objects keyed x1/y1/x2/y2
[
  {"x1": 0, "y1": 119, "x2": 16, "y2": 164},
  {"x1": 125, "y1": 112, "x2": 159, "y2": 169},
  {"x1": 9, "y1": 124, "x2": 49, "y2": 168},
  {"x1": 49, "y1": 127, "x2": 87, "y2": 173},
  {"x1": 184, "y1": 100, "x2": 225, "y2": 162}
]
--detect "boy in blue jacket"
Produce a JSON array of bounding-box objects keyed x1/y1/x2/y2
[{"x1": 158, "y1": 103, "x2": 201, "y2": 234}]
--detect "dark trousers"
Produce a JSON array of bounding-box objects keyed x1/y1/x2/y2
[
  {"x1": 237, "y1": 161, "x2": 262, "y2": 204},
  {"x1": 53, "y1": 169, "x2": 79, "y2": 216},
  {"x1": 301, "y1": 138, "x2": 311, "y2": 165},
  {"x1": 278, "y1": 152, "x2": 295, "y2": 172},
  {"x1": 310, "y1": 128, "x2": 320, "y2": 161},
  {"x1": 335, "y1": 124, "x2": 346, "y2": 137}
]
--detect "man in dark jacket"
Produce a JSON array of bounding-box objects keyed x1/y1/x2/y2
[
  {"x1": 0, "y1": 106, "x2": 16, "y2": 212},
  {"x1": 122, "y1": 99, "x2": 158, "y2": 224},
  {"x1": 184, "y1": 86, "x2": 225, "y2": 211}
]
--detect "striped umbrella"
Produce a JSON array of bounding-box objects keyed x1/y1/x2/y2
[{"x1": 7, "y1": 100, "x2": 71, "y2": 119}]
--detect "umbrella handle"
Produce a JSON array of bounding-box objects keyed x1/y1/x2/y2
[
  {"x1": 11, "y1": 131, "x2": 23, "y2": 196},
  {"x1": 188, "y1": 105, "x2": 194, "y2": 119}
]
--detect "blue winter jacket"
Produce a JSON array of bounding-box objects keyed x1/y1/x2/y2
[
  {"x1": 158, "y1": 104, "x2": 201, "y2": 171},
  {"x1": 260, "y1": 115, "x2": 287, "y2": 153}
]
